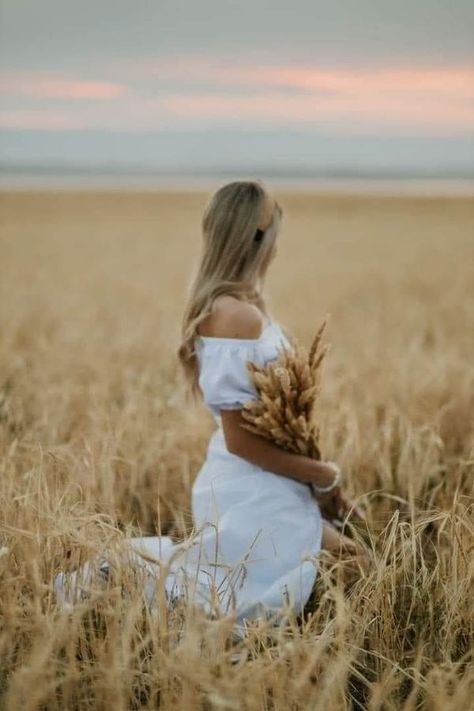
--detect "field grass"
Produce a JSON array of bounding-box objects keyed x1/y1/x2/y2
[{"x1": 0, "y1": 189, "x2": 473, "y2": 710}]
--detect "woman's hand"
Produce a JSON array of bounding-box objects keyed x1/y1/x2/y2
[
  {"x1": 316, "y1": 486, "x2": 357, "y2": 521},
  {"x1": 310, "y1": 461, "x2": 365, "y2": 522}
]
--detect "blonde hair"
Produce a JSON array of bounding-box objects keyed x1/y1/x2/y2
[{"x1": 177, "y1": 180, "x2": 283, "y2": 403}]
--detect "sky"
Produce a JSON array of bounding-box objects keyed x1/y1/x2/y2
[{"x1": 1, "y1": 0, "x2": 473, "y2": 175}]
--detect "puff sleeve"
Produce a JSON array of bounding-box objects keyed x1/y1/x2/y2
[{"x1": 197, "y1": 342, "x2": 263, "y2": 413}]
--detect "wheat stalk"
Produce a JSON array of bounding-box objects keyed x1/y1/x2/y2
[{"x1": 240, "y1": 317, "x2": 329, "y2": 463}]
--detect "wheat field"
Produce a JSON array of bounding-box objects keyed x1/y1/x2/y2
[{"x1": 0, "y1": 189, "x2": 473, "y2": 710}]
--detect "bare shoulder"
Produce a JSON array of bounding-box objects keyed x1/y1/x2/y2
[{"x1": 198, "y1": 295, "x2": 265, "y2": 339}]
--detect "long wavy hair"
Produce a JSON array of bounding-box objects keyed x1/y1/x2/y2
[{"x1": 177, "y1": 180, "x2": 283, "y2": 403}]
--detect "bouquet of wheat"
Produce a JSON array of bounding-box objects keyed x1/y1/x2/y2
[{"x1": 240, "y1": 318, "x2": 364, "y2": 525}]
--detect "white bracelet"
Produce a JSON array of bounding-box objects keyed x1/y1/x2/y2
[
  {"x1": 311, "y1": 463, "x2": 341, "y2": 495},
  {"x1": 311, "y1": 472, "x2": 340, "y2": 494}
]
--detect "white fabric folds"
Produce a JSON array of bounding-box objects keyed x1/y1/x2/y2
[{"x1": 54, "y1": 319, "x2": 324, "y2": 634}]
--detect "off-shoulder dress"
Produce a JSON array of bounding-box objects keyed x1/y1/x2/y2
[{"x1": 54, "y1": 317, "x2": 323, "y2": 631}]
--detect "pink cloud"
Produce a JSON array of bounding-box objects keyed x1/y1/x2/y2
[
  {"x1": 1, "y1": 72, "x2": 126, "y2": 100},
  {"x1": 1, "y1": 61, "x2": 472, "y2": 133},
  {"x1": 161, "y1": 90, "x2": 473, "y2": 130},
  {"x1": 0, "y1": 109, "x2": 91, "y2": 130},
  {"x1": 147, "y1": 57, "x2": 474, "y2": 101},
  {"x1": 141, "y1": 58, "x2": 474, "y2": 129}
]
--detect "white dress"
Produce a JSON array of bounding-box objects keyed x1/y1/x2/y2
[{"x1": 54, "y1": 317, "x2": 323, "y2": 632}]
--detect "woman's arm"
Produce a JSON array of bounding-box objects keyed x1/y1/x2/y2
[
  {"x1": 202, "y1": 298, "x2": 338, "y2": 488},
  {"x1": 220, "y1": 409, "x2": 336, "y2": 486}
]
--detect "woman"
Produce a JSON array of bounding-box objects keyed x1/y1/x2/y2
[{"x1": 55, "y1": 180, "x2": 367, "y2": 632}]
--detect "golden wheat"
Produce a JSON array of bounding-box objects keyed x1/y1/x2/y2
[
  {"x1": 241, "y1": 318, "x2": 328, "y2": 463},
  {"x1": 0, "y1": 190, "x2": 473, "y2": 710}
]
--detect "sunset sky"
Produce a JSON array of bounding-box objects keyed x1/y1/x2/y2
[{"x1": 1, "y1": 0, "x2": 473, "y2": 175}]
